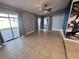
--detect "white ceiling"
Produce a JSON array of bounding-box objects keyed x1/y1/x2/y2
[{"x1": 0, "y1": 0, "x2": 70, "y2": 15}]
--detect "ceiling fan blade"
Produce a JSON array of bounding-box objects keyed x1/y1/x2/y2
[
  {"x1": 47, "y1": 8, "x2": 52, "y2": 12},
  {"x1": 48, "y1": 8, "x2": 52, "y2": 10}
]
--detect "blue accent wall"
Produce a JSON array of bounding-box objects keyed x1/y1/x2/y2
[{"x1": 63, "y1": 0, "x2": 72, "y2": 35}]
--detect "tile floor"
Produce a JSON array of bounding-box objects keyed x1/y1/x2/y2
[
  {"x1": 0, "y1": 30, "x2": 79, "y2": 59},
  {"x1": 65, "y1": 39, "x2": 79, "y2": 59}
]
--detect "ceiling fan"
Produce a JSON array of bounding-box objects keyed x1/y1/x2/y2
[
  {"x1": 36, "y1": 3, "x2": 52, "y2": 13},
  {"x1": 42, "y1": 4, "x2": 52, "y2": 13}
]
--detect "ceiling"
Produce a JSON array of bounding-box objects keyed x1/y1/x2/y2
[{"x1": 0, "y1": 0, "x2": 70, "y2": 15}]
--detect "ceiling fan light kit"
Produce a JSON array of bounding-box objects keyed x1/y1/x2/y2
[{"x1": 43, "y1": 9, "x2": 48, "y2": 13}]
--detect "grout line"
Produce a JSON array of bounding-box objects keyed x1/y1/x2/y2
[{"x1": 61, "y1": 31, "x2": 68, "y2": 59}]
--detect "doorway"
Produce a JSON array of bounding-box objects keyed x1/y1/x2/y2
[
  {"x1": 44, "y1": 17, "x2": 48, "y2": 30},
  {"x1": 38, "y1": 17, "x2": 41, "y2": 30},
  {"x1": 0, "y1": 13, "x2": 20, "y2": 42},
  {"x1": 37, "y1": 17, "x2": 49, "y2": 31}
]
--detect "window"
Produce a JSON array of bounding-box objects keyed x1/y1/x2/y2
[
  {"x1": 0, "y1": 18, "x2": 11, "y2": 30},
  {"x1": 9, "y1": 14, "x2": 18, "y2": 18},
  {"x1": 0, "y1": 13, "x2": 8, "y2": 17},
  {"x1": 0, "y1": 13, "x2": 18, "y2": 30}
]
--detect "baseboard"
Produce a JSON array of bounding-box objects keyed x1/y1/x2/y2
[
  {"x1": 61, "y1": 31, "x2": 66, "y2": 39},
  {"x1": 52, "y1": 29, "x2": 63, "y2": 32},
  {"x1": 26, "y1": 31, "x2": 35, "y2": 35}
]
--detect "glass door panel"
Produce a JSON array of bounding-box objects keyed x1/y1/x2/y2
[
  {"x1": 0, "y1": 13, "x2": 20, "y2": 42},
  {"x1": 9, "y1": 14, "x2": 20, "y2": 38},
  {"x1": 0, "y1": 17, "x2": 13, "y2": 41}
]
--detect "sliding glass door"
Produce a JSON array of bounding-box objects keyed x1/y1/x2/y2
[
  {"x1": 0, "y1": 13, "x2": 13, "y2": 41},
  {"x1": 0, "y1": 13, "x2": 19, "y2": 42},
  {"x1": 9, "y1": 14, "x2": 19, "y2": 38}
]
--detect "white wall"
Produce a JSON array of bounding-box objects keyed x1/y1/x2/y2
[
  {"x1": 52, "y1": 10, "x2": 65, "y2": 31},
  {"x1": 22, "y1": 12, "x2": 36, "y2": 33}
]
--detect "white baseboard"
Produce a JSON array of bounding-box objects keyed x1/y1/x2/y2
[
  {"x1": 61, "y1": 31, "x2": 65, "y2": 39},
  {"x1": 52, "y1": 29, "x2": 63, "y2": 32},
  {"x1": 26, "y1": 31, "x2": 35, "y2": 35}
]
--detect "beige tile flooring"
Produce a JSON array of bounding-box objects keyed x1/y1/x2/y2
[
  {"x1": 0, "y1": 30, "x2": 79, "y2": 59},
  {"x1": 65, "y1": 39, "x2": 79, "y2": 59},
  {"x1": 65, "y1": 32, "x2": 79, "y2": 59}
]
